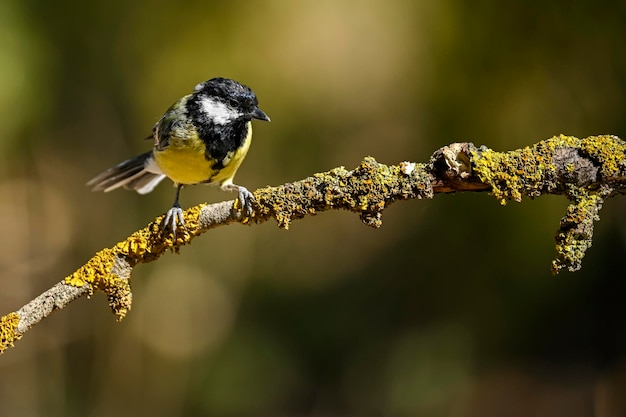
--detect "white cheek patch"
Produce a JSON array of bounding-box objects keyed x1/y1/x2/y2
[{"x1": 200, "y1": 97, "x2": 240, "y2": 125}]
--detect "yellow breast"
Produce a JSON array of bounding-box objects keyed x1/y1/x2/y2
[
  {"x1": 153, "y1": 136, "x2": 214, "y2": 185},
  {"x1": 153, "y1": 122, "x2": 253, "y2": 186}
]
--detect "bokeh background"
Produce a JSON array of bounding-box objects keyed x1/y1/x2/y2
[{"x1": 1, "y1": 1, "x2": 626, "y2": 416}]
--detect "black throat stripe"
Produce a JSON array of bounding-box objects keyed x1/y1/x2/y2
[{"x1": 186, "y1": 97, "x2": 250, "y2": 169}]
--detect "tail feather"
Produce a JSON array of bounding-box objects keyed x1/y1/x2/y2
[{"x1": 87, "y1": 151, "x2": 166, "y2": 195}]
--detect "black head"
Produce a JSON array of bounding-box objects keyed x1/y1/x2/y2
[{"x1": 192, "y1": 78, "x2": 270, "y2": 124}]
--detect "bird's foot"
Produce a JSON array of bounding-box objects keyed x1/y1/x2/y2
[
  {"x1": 222, "y1": 184, "x2": 255, "y2": 217},
  {"x1": 163, "y1": 205, "x2": 186, "y2": 239},
  {"x1": 237, "y1": 186, "x2": 255, "y2": 217}
]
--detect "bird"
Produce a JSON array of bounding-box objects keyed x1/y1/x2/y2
[{"x1": 87, "y1": 77, "x2": 270, "y2": 234}]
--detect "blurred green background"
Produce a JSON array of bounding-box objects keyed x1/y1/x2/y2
[{"x1": 1, "y1": 0, "x2": 626, "y2": 416}]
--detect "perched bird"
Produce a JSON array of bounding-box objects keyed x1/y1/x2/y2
[{"x1": 87, "y1": 77, "x2": 270, "y2": 232}]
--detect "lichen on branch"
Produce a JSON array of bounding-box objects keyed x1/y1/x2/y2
[
  {"x1": 2, "y1": 134, "x2": 625, "y2": 354},
  {"x1": 469, "y1": 134, "x2": 626, "y2": 273},
  {"x1": 254, "y1": 157, "x2": 434, "y2": 229}
]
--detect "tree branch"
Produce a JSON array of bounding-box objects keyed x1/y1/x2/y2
[{"x1": 2, "y1": 134, "x2": 624, "y2": 354}]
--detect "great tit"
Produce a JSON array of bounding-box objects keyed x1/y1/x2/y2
[{"x1": 87, "y1": 77, "x2": 270, "y2": 232}]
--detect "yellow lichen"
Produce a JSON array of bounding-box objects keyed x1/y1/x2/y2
[
  {"x1": 65, "y1": 248, "x2": 117, "y2": 290},
  {"x1": 253, "y1": 157, "x2": 431, "y2": 230},
  {"x1": 63, "y1": 206, "x2": 208, "y2": 318},
  {"x1": 472, "y1": 145, "x2": 549, "y2": 204},
  {"x1": 471, "y1": 135, "x2": 626, "y2": 274},
  {"x1": 580, "y1": 135, "x2": 625, "y2": 177},
  {"x1": 0, "y1": 312, "x2": 21, "y2": 352},
  {"x1": 552, "y1": 189, "x2": 604, "y2": 274}
]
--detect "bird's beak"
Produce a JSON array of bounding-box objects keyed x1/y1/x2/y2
[{"x1": 252, "y1": 107, "x2": 271, "y2": 122}]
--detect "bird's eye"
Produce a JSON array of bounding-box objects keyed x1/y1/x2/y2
[{"x1": 228, "y1": 99, "x2": 238, "y2": 107}]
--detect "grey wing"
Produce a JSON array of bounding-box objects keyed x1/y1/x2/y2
[{"x1": 87, "y1": 151, "x2": 166, "y2": 195}]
